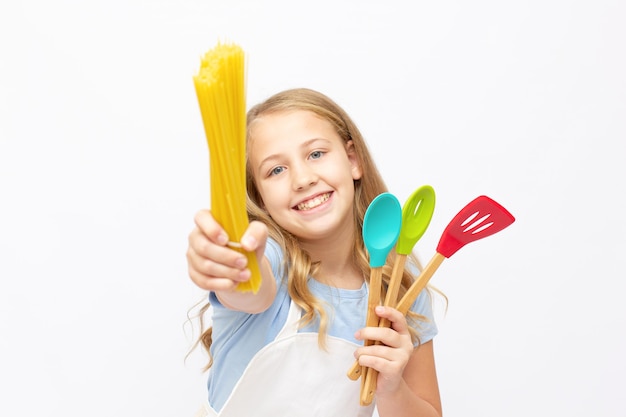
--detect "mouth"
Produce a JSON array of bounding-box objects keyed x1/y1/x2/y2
[{"x1": 294, "y1": 192, "x2": 332, "y2": 211}]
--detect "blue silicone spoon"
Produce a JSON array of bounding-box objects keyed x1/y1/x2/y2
[{"x1": 347, "y1": 192, "x2": 402, "y2": 381}]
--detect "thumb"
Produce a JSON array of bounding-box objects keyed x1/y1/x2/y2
[{"x1": 240, "y1": 221, "x2": 268, "y2": 258}]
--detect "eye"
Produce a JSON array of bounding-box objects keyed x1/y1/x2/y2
[
  {"x1": 309, "y1": 150, "x2": 324, "y2": 160},
  {"x1": 269, "y1": 166, "x2": 285, "y2": 176}
]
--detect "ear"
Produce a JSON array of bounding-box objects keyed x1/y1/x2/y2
[{"x1": 345, "y1": 140, "x2": 363, "y2": 180}]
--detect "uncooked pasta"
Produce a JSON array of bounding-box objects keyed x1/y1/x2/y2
[{"x1": 193, "y1": 41, "x2": 261, "y2": 293}]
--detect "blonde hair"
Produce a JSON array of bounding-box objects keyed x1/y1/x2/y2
[{"x1": 192, "y1": 88, "x2": 430, "y2": 369}]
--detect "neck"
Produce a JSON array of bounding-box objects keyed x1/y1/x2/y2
[{"x1": 300, "y1": 232, "x2": 364, "y2": 290}]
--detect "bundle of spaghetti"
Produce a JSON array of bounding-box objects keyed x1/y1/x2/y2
[{"x1": 193, "y1": 41, "x2": 262, "y2": 293}]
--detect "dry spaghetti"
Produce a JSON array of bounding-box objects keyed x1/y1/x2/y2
[{"x1": 193, "y1": 41, "x2": 261, "y2": 293}]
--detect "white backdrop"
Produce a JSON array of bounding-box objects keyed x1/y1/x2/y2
[{"x1": 1, "y1": 1, "x2": 624, "y2": 416}]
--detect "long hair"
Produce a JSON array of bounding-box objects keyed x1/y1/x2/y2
[{"x1": 192, "y1": 88, "x2": 431, "y2": 369}]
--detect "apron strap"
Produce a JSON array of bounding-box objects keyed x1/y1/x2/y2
[{"x1": 275, "y1": 298, "x2": 301, "y2": 340}]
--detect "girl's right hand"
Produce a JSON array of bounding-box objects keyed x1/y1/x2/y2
[{"x1": 186, "y1": 209, "x2": 268, "y2": 292}]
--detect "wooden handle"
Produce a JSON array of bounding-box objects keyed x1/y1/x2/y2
[
  {"x1": 383, "y1": 254, "x2": 407, "y2": 308},
  {"x1": 347, "y1": 359, "x2": 364, "y2": 380},
  {"x1": 358, "y1": 252, "x2": 447, "y2": 406},
  {"x1": 347, "y1": 267, "x2": 383, "y2": 380},
  {"x1": 358, "y1": 254, "x2": 407, "y2": 403},
  {"x1": 396, "y1": 252, "x2": 445, "y2": 314},
  {"x1": 360, "y1": 365, "x2": 377, "y2": 405},
  {"x1": 348, "y1": 256, "x2": 406, "y2": 381},
  {"x1": 366, "y1": 267, "x2": 384, "y2": 327}
]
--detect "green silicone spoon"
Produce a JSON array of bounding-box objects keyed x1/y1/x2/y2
[{"x1": 384, "y1": 184, "x2": 436, "y2": 310}]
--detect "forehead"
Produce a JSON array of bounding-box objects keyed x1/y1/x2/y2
[
  {"x1": 248, "y1": 110, "x2": 341, "y2": 150},
  {"x1": 250, "y1": 109, "x2": 335, "y2": 137}
]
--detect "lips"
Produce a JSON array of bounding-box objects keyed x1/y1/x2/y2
[{"x1": 295, "y1": 192, "x2": 331, "y2": 211}]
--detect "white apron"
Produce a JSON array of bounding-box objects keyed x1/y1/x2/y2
[{"x1": 194, "y1": 300, "x2": 377, "y2": 417}]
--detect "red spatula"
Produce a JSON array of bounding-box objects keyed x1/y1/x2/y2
[
  {"x1": 359, "y1": 195, "x2": 515, "y2": 406},
  {"x1": 396, "y1": 195, "x2": 515, "y2": 313}
]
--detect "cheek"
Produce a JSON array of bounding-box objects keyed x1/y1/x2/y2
[
  {"x1": 337, "y1": 161, "x2": 360, "y2": 186},
  {"x1": 255, "y1": 181, "x2": 282, "y2": 213}
]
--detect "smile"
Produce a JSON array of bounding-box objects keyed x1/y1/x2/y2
[{"x1": 295, "y1": 193, "x2": 331, "y2": 211}]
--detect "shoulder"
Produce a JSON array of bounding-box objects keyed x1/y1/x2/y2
[
  {"x1": 265, "y1": 237, "x2": 286, "y2": 284},
  {"x1": 265, "y1": 237, "x2": 282, "y2": 262}
]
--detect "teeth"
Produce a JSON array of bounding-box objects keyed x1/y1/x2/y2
[{"x1": 297, "y1": 193, "x2": 330, "y2": 211}]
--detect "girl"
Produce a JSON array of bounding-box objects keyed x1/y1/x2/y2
[{"x1": 186, "y1": 88, "x2": 442, "y2": 417}]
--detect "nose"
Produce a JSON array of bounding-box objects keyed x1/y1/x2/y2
[{"x1": 291, "y1": 163, "x2": 318, "y2": 190}]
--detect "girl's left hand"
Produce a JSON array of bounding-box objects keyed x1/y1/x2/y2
[{"x1": 354, "y1": 306, "x2": 415, "y2": 394}]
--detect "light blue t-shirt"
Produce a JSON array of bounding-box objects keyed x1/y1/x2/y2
[{"x1": 206, "y1": 238, "x2": 438, "y2": 411}]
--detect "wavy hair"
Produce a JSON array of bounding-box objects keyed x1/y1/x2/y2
[{"x1": 191, "y1": 88, "x2": 433, "y2": 369}]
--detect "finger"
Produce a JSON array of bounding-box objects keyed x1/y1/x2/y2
[
  {"x1": 188, "y1": 265, "x2": 239, "y2": 292},
  {"x1": 355, "y1": 343, "x2": 411, "y2": 374},
  {"x1": 356, "y1": 353, "x2": 389, "y2": 373},
  {"x1": 187, "y1": 249, "x2": 252, "y2": 293},
  {"x1": 187, "y1": 246, "x2": 251, "y2": 281},
  {"x1": 357, "y1": 309, "x2": 414, "y2": 354},
  {"x1": 193, "y1": 209, "x2": 230, "y2": 246},
  {"x1": 188, "y1": 223, "x2": 252, "y2": 268},
  {"x1": 239, "y1": 221, "x2": 268, "y2": 254},
  {"x1": 355, "y1": 348, "x2": 405, "y2": 376},
  {"x1": 357, "y1": 306, "x2": 407, "y2": 344},
  {"x1": 357, "y1": 325, "x2": 399, "y2": 347},
  {"x1": 355, "y1": 343, "x2": 394, "y2": 362},
  {"x1": 375, "y1": 306, "x2": 410, "y2": 335}
]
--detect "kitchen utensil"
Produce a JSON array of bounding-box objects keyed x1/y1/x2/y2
[
  {"x1": 381, "y1": 185, "x2": 436, "y2": 320},
  {"x1": 360, "y1": 185, "x2": 435, "y2": 405},
  {"x1": 360, "y1": 195, "x2": 516, "y2": 405},
  {"x1": 346, "y1": 193, "x2": 402, "y2": 381}
]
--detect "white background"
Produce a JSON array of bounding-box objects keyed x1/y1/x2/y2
[{"x1": 1, "y1": 1, "x2": 624, "y2": 416}]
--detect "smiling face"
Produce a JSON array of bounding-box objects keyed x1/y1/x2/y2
[{"x1": 248, "y1": 110, "x2": 363, "y2": 244}]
